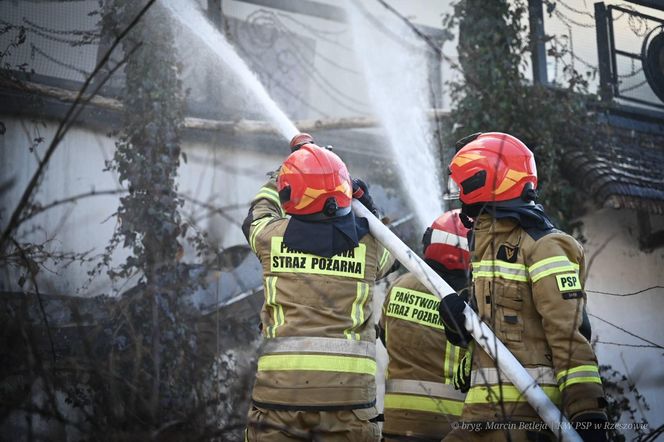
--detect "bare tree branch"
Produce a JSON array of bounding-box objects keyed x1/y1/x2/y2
[
  {"x1": 0, "y1": 0, "x2": 157, "y2": 251},
  {"x1": 11, "y1": 238, "x2": 57, "y2": 368},
  {"x1": 589, "y1": 313, "x2": 664, "y2": 349},
  {"x1": 17, "y1": 189, "x2": 125, "y2": 225}
]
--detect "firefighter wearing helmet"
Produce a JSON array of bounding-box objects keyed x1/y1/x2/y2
[
  {"x1": 439, "y1": 133, "x2": 608, "y2": 442},
  {"x1": 242, "y1": 134, "x2": 394, "y2": 441},
  {"x1": 378, "y1": 210, "x2": 471, "y2": 441}
]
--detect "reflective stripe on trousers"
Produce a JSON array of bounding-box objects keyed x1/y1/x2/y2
[{"x1": 258, "y1": 336, "x2": 376, "y2": 375}]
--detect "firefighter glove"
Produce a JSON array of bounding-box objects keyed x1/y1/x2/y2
[
  {"x1": 352, "y1": 179, "x2": 379, "y2": 216},
  {"x1": 438, "y1": 294, "x2": 472, "y2": 346},
  {"x1": 573, "y1": 418, "x2": 608, "y2": 442},
  {"x1": 453, "y1": 346, "x2": 473, "y2": 392}
]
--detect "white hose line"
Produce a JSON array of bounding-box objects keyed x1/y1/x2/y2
[{"x1": 352, "y1": 201, "x2": 581, "y2": 442}]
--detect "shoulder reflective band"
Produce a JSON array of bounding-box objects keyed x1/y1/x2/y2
[
  {"x1": 270, "y1": 237, "x2": 366, "y2": 278},
  {"x1": 465, "y1": 384, "x2": 561, "y2": 406},
  {"x1": 384, "y1": 393, "x2": 464, "y2": 416},
  {"x1": 528, "y1": 256, "x2": 579, "y2": 283},
  {"x1": 264, "y1": 276, "x2": 283, "y2": 338},
  {"x1": 257, "y1": 354, "x2": 376, "y2": 375},
  {"x1": 555, "y1": 273, "x2": 582, "y2": 292},
  {"x1": 262, "y1": 336, "x2": 376, "y2": 358},
  {"x1": 471, "y1": 367, "x2": 557, "y2": 386},
  {"x1": 249, "y1": 217, "x2": 272, "y2": 253},
  {"x1": 472, "y1": 260, "x2": 529, "y2": 282},
  {"x1": 556, "y1": 365, "x2": 602, "y2": 390},
  {"x1": 254, "y1": 186, "x2": 285, "y2": 216},
  {"x1": 385, "y1": 287, "x2": 443, "y2": 330},
  {"x1": 386, "y1": 379, "x2": 466, "y2": 401},
  {"x1": 378, "y1": 247, "x2": 391, "y2": 272},
  {"x1": 345, "y1": 282, "x2": 370, "y2": 340}
]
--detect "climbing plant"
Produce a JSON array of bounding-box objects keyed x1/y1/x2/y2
[
  {"x1": 443, "y1": 0, "x2": 597, "y2": 228},
  {"x1": 101, "y1": 0, "x2": 208, "y2": 433}
]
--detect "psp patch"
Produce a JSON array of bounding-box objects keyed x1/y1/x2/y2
[{"x1": 556, "y1": 273, "x2": 582, "y2": 292}]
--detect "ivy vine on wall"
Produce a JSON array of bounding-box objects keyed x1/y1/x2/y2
[{"x1": 443, "y1": 0, "x2": 598, "y2": 228}]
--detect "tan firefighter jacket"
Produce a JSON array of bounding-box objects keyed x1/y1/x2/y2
[
  {"x1": 379, "y1": 272, "x2": 467, "y2": 439},
  {"x1": 462, "y1": 214, "x2": 606, "y2": 423},
  {"x1": 244, "y1": 179, "x2": 394, "y2": 410}
]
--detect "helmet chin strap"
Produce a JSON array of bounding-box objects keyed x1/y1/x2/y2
[
  {"x1": 323, "y1": 197, "x2": 339, "y2": 217},
  {"x1": 520, "y1": 182, "x2": 538, "y2": 203},
  {"x1": 458, "y1": 211, "x2": 475, "y2": 229},
  {"x1": 291, "y1": 201, "x2": 351, "y2": 221},
  {"x1": 461, "y1": 182, "x2": 538, "y2": 218}
]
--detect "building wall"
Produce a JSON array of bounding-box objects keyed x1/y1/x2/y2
[
  {"x1": 0, "y1": 117, "x2": 284, "y2": 295},
  {"x1": 582, "y1": 207, "x2": 664, "y2": 436}
]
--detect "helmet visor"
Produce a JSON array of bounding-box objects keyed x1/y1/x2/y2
[{"x1": 443, "y1": 176, "x2": 460, "y2": 201}]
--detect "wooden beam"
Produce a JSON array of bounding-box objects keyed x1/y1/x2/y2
[
  {"x1": 1, "y1": 78, "x2": 450, "y2": 134},
  {"x1": 237, "y1": 0, "x2": 347, "y2": 22}
]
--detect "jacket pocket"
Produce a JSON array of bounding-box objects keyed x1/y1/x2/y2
[{"x1": 494, "y1": 279, "x2": 525, "y2": 344}]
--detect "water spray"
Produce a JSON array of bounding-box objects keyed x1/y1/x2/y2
[
  {"x1": 162, "y1": 0, "x2": 298, "y2": 140},
  {"x1": 344, "y1": 0, "x2": 444, "y2": 230}
]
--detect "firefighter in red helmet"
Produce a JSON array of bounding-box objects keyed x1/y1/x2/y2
[
  {"x1": 378, "y1": 210, "x2": 471, "y2": 441},
  {"x1": 438, "y1": 133, "x2": 607, "y2": 442},
  {"x1": 242, "y1": 134, "x2": 394, "y2": 441}
]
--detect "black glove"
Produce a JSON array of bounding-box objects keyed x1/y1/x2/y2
[
  {"x1": 352, "y1": 179, "x2": 379, "y2": 216},
  {"x1": 438, "y1": 294, "x2": 472, "y2": 346},
  {"x1": 453, "y1": 345, "x2": 473, "y2": 392},
  {"x1": 573, "y1": 419, "x2": 608, "y2": 442}
]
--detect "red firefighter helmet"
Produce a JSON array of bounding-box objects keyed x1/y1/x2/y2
[
  {"x1": 277, "y1": 143, "x2": 352, "y2": 217},
  {"x1": 449, "y1": 132, "x2": 537, "y2": 205},
  {"x1": 422, "y1": 209, "x2": 471, "y2": 271}
]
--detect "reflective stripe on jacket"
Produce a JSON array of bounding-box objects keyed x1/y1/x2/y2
[
  {"x1": 245, "y1": 179, "x2": 394, "y2": 410},
  {"x1": 462, "y1": 214, "x2": 606, "y2": 423},
  {"x1": 379, "y1": 272, "x2": 466, "y2": 439}
]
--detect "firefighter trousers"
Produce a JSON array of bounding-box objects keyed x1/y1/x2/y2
[
  {"x1": 442, "y1": 427, "x2": 555, "y2": 442},
  {"x1": 246, "y1": 405, "x2": 380, "y2": 441}
]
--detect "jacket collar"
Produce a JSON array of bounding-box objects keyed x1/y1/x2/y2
[{"x1": 283, "y1": 211, "x2": 370, "y2": 258}]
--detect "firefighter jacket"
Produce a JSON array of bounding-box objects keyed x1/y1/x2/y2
[
  {"x1": 462, "y1": 214, "x2": 607, "y2": 423},
  {"x1": 378, "y1": 272, "x2": 467, "y2": 439},
  {"x1": 244, "y1": 180, "x2": 395, "y2": 410}
]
